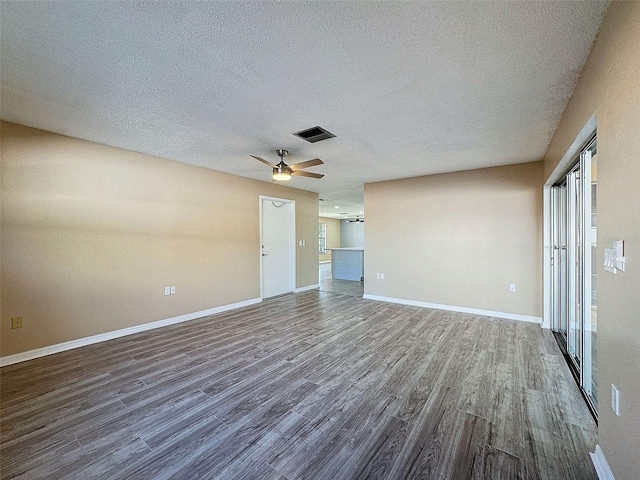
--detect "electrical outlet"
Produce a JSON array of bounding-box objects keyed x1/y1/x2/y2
[
  {"x1": 376, "y1": 273, "x2": 380, "y2": 279},
  {"x1": 170, "y1": 286, "x2": 176, "y2": 295},
  {"x1": 164, "y1": 286, "x2": 171, "y2": 295},
  {"x1": 11, "y1": 316, "x2": 23, "y2": 329},
  {"x1": 509, "y1": 283, "x2": 516, "y2": 292},
  {"x1": 380, "y1": 273, "x2": 384, "y2": 280}
]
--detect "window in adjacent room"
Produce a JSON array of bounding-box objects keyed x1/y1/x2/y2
[{"x1": 318, "y1": 223, "x2": 327, "y2": 254}]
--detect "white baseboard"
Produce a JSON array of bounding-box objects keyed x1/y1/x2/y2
[
  {"x1": 319, "y1": 260, "x2": 331, "y2": 264},
  {"x1": 590, "y1": 445, "x2": 615, "y2": 480},
  {"x1": 541, "y1": 319, "x2": 551, "y2": 329},
  {"x1": 295, "y1": 283, "x2": 320, "y2": 293},
  {"x1": 362, "y1": 294, "x2": 542, "y2": 324},
  {"x1": 0, "y1": 297, "x2": 262, "y2": 367}
]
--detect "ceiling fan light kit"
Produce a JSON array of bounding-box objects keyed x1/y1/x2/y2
[
  {"x1": 251, "y1": 149, "x2": 324, "y2": 182},
  {"x1": 272, "y1": 165, "x2": 292, "y2": 181}
]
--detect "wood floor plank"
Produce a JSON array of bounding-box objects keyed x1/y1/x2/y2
[
  {"x1": 213, "y1": 411, "x2": 312, "y2": 480},
  {"x1": 350, "y1": 415, "x2": 411, "y2": 480},
  {"x1": 1, "y1": 373, "x2": 128, "y2": 432},
  {"x1": 1, "y1": 290, "x2": 597, "y2": 480},
  {"x1": 0, "y1": 431, "x2": 81, "y2": 478},
  {"x1": 386, "y1": 382, "x2": 465, "y2": 479},
  {"x1": 444, "y1": 410, "x2": 489, "y2": 480},
  {"x1": 163, "y1": 380, "x2": 320, "y2": 479},
  {"x1": 109, "y1": 414, "x2": 229, "y2": 479},
  {"x1": 482, "y1": 445, "x2": 524, "y2": 480},
  {"x1": 1, "y1": 399, "x2": 128, "y2": 455},
  {"x1": 392, "y1": 352, "x2": 451, "y2": 424}
]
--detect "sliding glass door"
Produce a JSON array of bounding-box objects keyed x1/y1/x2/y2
[
  {"x1": 584, "y1": 143, "x2": 597, "y2": 408},
  {"x1": 551, "y1": 137, "x2": 597, "y2": 413},
  {"x1": 551, "y1": 185, "x2": 568, "y2": 340}
]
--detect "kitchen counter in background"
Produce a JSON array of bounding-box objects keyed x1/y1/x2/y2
[{"x1": 329, "y1": 248, "x2": 364, "y2": 281}]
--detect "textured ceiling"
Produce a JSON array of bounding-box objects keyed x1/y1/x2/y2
[{"x1": 1, "y1": 1, "x2": 608, "y2": 218}]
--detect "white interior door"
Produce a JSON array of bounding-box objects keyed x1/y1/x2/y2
[{"x1": 261, "y1": 197, "x2": 295, "y2": 298}]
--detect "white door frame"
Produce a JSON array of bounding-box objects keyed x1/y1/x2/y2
[{"x1": 259, "y1": 195, "x2": 296, "y2": 299}]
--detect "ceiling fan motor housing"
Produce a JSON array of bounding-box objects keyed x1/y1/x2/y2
[{"x1": 273, "y1": 164, "x2": 292, "y2": 175}]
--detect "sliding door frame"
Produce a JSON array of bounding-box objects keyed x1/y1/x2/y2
[{"x1": 544, "y1": 120, "x2": 598, "y2": 419}]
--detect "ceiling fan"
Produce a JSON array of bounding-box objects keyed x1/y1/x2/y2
[{"x1": 250, "y1": 149, "x2": 324, "y2": 181}]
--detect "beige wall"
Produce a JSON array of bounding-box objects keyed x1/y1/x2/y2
[
  {"x1": 318, "y1": 217, "x2": 341, "y2": 263},
  {"x1": 1, "y1": 122, "x2": 318, "y2": 357},
  {"x1": 364, "y1": 162, "x2": 542, "y2": 317},
  {"x1": 542, "y1": 2, "x2": 640, "y2": 477}
]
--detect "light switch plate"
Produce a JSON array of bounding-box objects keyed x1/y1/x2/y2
[
  {"x1": 611, "y1": 384, "x2": 620, "y2": 416},
  {"x1": 605, "y1": 240, "x2": 625, "y2": 274}
]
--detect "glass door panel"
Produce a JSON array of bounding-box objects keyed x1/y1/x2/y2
[
  {"x1": 566, "y1": 169, "x2": 580, "y2": 367},
  {"x1": 550, "y1": 136, "x2": 597, "y2": 415},
  {"x1": 583, "y1": 141, "x2": 597, "y2": 408},
  {"x1": 551, "y1": 188, "x2": 559, "y2": 331},
  {"x1": 551, "y1": 184, "x2": 568, "y2": 339},
  {"x1": 558, "y1": 185, "x2": 568, "y2": 339}
]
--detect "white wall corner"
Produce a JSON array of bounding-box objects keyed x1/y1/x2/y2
[
  {"x1": 590, "y1": 445, "x2": 615, "y2": 480},
  {"x1": 0, "y1": 297, "x2": 262, "y2": 367}
]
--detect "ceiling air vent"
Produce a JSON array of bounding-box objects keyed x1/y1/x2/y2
[{"x1": 293, "y1": 126, "x2": 336, "y2": 143}]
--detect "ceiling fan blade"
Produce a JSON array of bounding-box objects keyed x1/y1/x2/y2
[
  {"x1": 291, "y1": 170, "x2": 324, "y2": 179},
  {"x1": 250, "y1": 155, "x2": 276, "y2": 168},
  {"x1": 289, "y1": 158, "x2": 323, "y2": 171}
]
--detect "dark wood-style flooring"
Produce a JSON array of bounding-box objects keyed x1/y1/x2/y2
[{"x1": 1, "y1": 290, "x2": 597, "y2": 479}]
